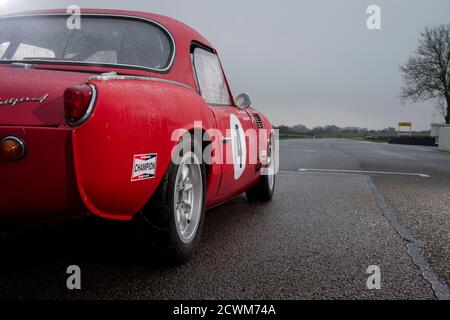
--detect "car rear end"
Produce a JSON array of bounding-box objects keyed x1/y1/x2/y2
[
  {"x1": 0, "y1": 14, "x2": 107, "y2": 222},
  {"x1": 0, "y1": 11, "x2": 178, "y2": 223},
  {"x1": 0, "y1": 66, "x2": 96, "y2": 222}
]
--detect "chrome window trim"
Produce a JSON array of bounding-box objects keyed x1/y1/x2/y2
[
  {"x1": 66, "y1": 84, "x2": 97, "y2": 127},
  {"x1": 191, "y1": 46, "x2": 233, "y2": 107},
  {"x1": 0, "y1": 13, "x2": 176, "y2": 73},
  {"x1": 89, "y1": 74, "x2": 195, "y2": 92}
]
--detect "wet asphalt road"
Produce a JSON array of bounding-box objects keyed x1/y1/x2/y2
[{"x1": 1, "y1": 138, "x2": 450, "y2": 300}]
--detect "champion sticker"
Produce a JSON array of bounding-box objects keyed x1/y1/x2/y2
[{"x1": 131, "y1": 154, "x2": 157, "y2": 181}]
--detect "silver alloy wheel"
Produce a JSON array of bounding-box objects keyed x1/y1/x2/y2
[
  {"x1": 174, "y1": 151, "x2": 203, "y2": 244},
  {"x1": 267, "y1": 137, "x2": 275, "y2": 191}
]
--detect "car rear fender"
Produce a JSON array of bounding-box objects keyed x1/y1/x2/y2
[{"x1": 72, "y1": 78, "x2": 217, "y2": 220}]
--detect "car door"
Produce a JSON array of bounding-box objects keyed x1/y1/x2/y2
[{"x1": 192, "y1": 47, "x2": 256, "y2": 198}]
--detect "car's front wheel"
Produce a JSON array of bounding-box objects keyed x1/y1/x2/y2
[{"x1": 135, "y1": 136, "x2": 206, "y2": 264}]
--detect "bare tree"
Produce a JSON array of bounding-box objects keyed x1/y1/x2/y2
[
  {"x1": 435, "y1": 97, "x2": 447, "y2": 120},
  {"x1": 400, "y1": 24, "x2": 450, "y2": 123}
]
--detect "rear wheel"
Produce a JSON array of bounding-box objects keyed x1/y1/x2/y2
[
  {"x1": 134, "y1": 136, "x2": 206, "y2": 264},
  {"x1": 246, "y1": 135, "x2": 276, "y2": 202}
]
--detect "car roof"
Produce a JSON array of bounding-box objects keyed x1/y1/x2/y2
[
  {"x1": 1, "y1": 9, "x2": 216, "y2": 88},
  {"x1": 2, "y1": 8, "x2": 215, "y2": 49}
]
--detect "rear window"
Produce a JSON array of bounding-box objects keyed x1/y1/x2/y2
[{"x1": 0, "y1": 15, "x2": 174, "y2": 71}]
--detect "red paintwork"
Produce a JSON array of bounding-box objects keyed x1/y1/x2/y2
[
  {"x1": 0, "y1": 9, "x2": 273, "y2": 223},
  {"x1": 0, "y1": 68, "x2": 91, "y2": 126},
  {"x1": 0, "y1": 126, "x2": 82, "y2": 222}
]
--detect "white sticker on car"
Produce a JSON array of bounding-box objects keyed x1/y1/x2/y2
[
  {"x1": 131, "y1": 154, "x2": 157, "y2": 181},
  {"x1": 230, "y1": 114, "x2": 247, "y2": 180}
]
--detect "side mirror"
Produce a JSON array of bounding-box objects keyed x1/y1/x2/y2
[{"x1": 235, "y1": 93, "x2": 252, "y2": 109}]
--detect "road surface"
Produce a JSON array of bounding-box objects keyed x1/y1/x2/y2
[{"x1": 1, "y1": 138, "x2": 449, "y2": 300}]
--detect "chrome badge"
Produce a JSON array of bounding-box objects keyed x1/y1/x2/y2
[{"x1": 0, "y1": 94, "x2": 49, "y2": 107}]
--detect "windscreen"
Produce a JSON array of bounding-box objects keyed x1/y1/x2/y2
[{"x1": 0, "y1": 15, "x2": 174, "y2": 70}]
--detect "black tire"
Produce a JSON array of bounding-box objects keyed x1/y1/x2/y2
[
  {"x1": 246, "y1": 136, "x2": 276, "y2": 202},
  {"x1": 246, "y1": 174, "x2": 276, "y2": 202},
  {"x1": 134, "y1": 135, "x2": 206, "y2": 265}
]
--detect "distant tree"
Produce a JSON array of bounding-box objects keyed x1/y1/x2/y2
[
  {"x1": 311, "y1": 126, "x2": 325, "y2": 135},
  {"x1": 400, "y1": 24, "x2": 450, "y2": 123},
  {"x1": 435, "y1": 97, "x2": 448, "y2": 121},
  {"x1": 381, "y1": 127, "x2": 397, "y2": 133},
  {"x1": 291, "y1": 124, "x2": 310, "y2": 134},
  {"x1": 343, "y1": 127, "x2": 361, "y2": 133},
  {"x1": 275, "y1": 125, "x2": 290, "y2": 132},
  {"x1": 326, "y1": 125, "x2": 341, "y2": 134}
]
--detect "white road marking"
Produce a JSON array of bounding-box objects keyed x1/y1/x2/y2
[
  {"x1": 298, "y1": 168, "x2": 430, "y2": 178},
  {"x1": 352, "y1": 140, "x2": 384, "y2": 144}
]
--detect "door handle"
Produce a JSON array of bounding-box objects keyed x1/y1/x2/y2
[{"x1": 222, "y1": 137, "x2": 232, "y2": 143}]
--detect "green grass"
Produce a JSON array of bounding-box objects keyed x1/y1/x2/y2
[
  {"x1": 279, "y1": 133, "x2": 313, "y2": 140},
  {"x1": 276, "y1": 129, "x2": 431, "y2": 141}
]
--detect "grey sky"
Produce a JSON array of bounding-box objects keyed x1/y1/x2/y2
[{"x1": 2, "y1": 0, "x2": 450, "y2": 130}]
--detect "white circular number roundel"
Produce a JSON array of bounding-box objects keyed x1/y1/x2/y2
[{"x1": 230, "y1": 114, "x2": 247, "y2": 180}]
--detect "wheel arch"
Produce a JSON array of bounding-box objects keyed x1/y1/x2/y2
[{"x1": 72, "y1": 78, "x2": 218, "y2": 220}]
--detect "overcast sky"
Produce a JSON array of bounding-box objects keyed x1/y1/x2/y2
[{"x1": 2, "y1": 0, "x2": 450, "y2": 130}]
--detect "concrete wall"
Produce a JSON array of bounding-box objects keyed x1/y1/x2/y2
[{"x1": 439, "y1": 127, "x2": 450, "y2": 152}]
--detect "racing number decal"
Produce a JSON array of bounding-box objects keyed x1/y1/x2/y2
[
  {"x1": 230, "y1": 114, "x2": 247, "y2": 180},
  {"x1": 235, "y1": 124, "x2": 243, "y2": 169}
]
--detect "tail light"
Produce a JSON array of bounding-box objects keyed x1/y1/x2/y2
[
  {"x1": 64, "y1": 84, "x2": 97, "y2": 126},
  {"x1": 0, "y1": 136, "x2": 26, "y2": 162}
]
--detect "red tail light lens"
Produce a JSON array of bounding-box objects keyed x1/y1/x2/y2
[{"x1": 64, "y1": 84, "x2": 96, "y2": 126}]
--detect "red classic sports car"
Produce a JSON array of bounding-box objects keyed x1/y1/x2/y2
[{"x1": 0, "y1": 9, "x2": 276, "y2": 263}]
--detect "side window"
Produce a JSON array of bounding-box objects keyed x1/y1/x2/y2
[{"x1": 192, "y1": 47, "x2": 232, "y2": 106}]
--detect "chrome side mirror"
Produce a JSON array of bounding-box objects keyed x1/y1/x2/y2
[{"x1": 235, "y1": 93, "x2": 252, "y2": 109}]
